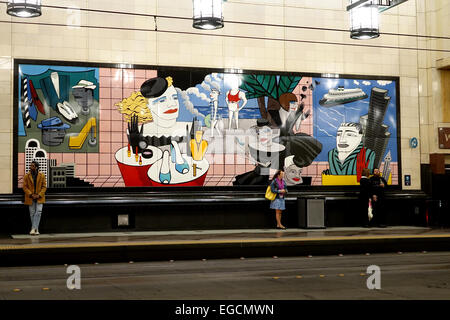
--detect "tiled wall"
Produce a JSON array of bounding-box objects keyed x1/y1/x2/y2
[
  {"x1": 2, "y1": 0, "x2": 449, "y2": 192},
  {"x1": 417, "y1": 0, "x2": 450, "y2": 166}
]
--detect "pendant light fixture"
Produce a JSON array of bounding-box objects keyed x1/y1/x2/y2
[
  {"x1": 193, "y1": 0, "x2": 224, "y2": 30},
  {"x1": 347, "y1": 0, "x2": 409, "y2": 40},
  {"x1": 349, "y1": 0, "x2": 380, "y2": 39},
  {"x1": 7, "y1": 0, "x2": 42, "y2": 18}
]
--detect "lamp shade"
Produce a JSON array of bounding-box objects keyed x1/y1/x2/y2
[
  {"x1": 7, "y1": 0, "x2": 42, "y2": 18},
  {"x1": 193, "y1": 0, "x2": 223, "y2": 30},
  {"x1": 349, "y1": 0, "x2": 379, "y2": 39}
]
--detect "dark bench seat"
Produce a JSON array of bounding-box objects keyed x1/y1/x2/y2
[{"x1": 0, "y1": 188, "x2": 431, "y2": 234}]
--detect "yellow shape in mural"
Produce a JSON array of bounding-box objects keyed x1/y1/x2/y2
[
  {"x1": 190, "y1": 128, "x2": 208, "y2": 161},
  {"x1": 322, "y1": 173, "x2": 392, "y2": 186},
  {"x1": 115, "y1": 91, "x2": 153, "y2": 123},
  {"x1": 69, "y1": 117, "x2": 97, "y2": 149}
]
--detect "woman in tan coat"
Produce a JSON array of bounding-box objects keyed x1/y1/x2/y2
[{"x1": 23, "y1": 161, "x2": 46, "y2": 235}]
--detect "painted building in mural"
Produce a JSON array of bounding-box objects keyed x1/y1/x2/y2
[{"x1": 16, "y1": 62, "x2": 399, "y2": 188}]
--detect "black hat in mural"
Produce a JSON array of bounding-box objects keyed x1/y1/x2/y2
[
  {"x1": 140, "y1": 77, "x2": 168, "y2": 98},
  {"x1": 277, "y1": 133, "x2": 323, "y2": 168},
  {"x1": 256, "y1": 118, "x2": 270, "y2": 127}
]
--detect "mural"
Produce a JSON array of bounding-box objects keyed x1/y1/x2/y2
[
  {"x1": 16, "y1": 63, "x2": 399, "y2": 188},
  {"x1": 314, "y1": 78, "x2": 398, "y2": 185}
]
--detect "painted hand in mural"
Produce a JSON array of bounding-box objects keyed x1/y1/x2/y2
[{"x1": 127, "y1": 114, "x2": 144, "y2": 154}]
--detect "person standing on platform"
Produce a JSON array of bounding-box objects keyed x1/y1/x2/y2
[
  {"x1": 359, "y1": 168, "x2": 372, "y2": 227},
  {"x1": 23, "y1": 161, "x2": 47, "y2": 235},
  {"x1": 270, "y1": 170, "x2": 288, "y2": 230},
  {"x1": 370, "y1": 167, "x2": 388, "y2": 228}
]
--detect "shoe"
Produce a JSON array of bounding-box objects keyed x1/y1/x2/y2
[
  {"x1": 171, "y1": 142, "x2": 189, "y2": 174},
  {"x1": 175, "y1": 161, "x2": 189, "y2": 174},
  {"x1": 378, "y1": 224, "x2": 387, "y2": 228},
  {"x1": 362, "y1": 224, "x2": 370, "y2": 228},
  {"x1": 159, "y1": 172, "x2": 171, "y2": 184},
  {"x1": 276, "y1": 226, "x2": 286, "y2": 230},
  {"x1": 57, "y1": 101, "x2": 78, "y2": 122},
  {"x1": 35, "y1": 230, "x2": 40, "y2": 235},
  {"x1": 159, "y1": 150, "x2": 171, "y2": 184},
  {"x1": 30, "y1": 229, "x2": 36, "y2": 235}
]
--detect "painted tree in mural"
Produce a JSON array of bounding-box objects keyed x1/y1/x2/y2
[{"x1": 239, "y1": 75, "x2": 301, "y2": 126}]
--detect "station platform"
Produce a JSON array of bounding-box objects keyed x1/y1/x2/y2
[{"x1": 1, "y1": 226, "x2": 450, "y2": 266}]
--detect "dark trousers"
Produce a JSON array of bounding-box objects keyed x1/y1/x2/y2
[{"x1": 372, "y1": 198, "x2": 386, "y2": 226}]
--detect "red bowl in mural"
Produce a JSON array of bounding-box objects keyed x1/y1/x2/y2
[
  {"x1": 147, "y1": 156, "x2": 209, "y2": 187},
  {"x1": 115, "y1": 146, "x2": 162, "y2": 187}
]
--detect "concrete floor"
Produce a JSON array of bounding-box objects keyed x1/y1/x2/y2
[
  {"x1": 3, "y1": 226, "x2": 448, "y2": 246},
  {"x1": 2, "y1": 226, "x2": 450, "y2": 267},
  {"x1": 1, "y1": 251, "x2": 449, "y2": 300}
]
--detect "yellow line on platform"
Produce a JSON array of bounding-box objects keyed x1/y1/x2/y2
[{"x1": 0, "y1": 234, "x2": 449, "y2": 251}]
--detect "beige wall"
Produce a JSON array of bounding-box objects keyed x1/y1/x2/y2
[
  {"x1": 417, "y1": 0, "x2": 450, "y2": 163},
  {"x1": 0, "y1": 0, "x2": 448, "y2": 193}
]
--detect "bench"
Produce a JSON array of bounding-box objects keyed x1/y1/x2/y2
[{"x1": 0, "y1": 188, "x2": 430, "y2": 234}]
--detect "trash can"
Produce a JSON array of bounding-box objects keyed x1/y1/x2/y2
[{"x1": 298, "y1": 198, "x2": 325, "y2": 229}]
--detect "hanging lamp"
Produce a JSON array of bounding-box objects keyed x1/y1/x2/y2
[
  {"x1": 7, "y1": 0, "x2": 42, "y2": 18},
  {"x1": 193, "y1": 0, "x2": 224, "y2": 30},
  {"x1": 349, "y1": 0, "x2": 380, "y2": 39},
  {"x1": 347, "y1": 0, "x2": 409, "y2": 39}
]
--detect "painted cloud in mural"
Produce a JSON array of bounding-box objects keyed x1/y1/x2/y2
[{"x1": 377, "y1": 80, "x2": 392, "y2": 86}]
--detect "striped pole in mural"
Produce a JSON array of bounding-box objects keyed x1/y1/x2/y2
[{"x1": 22, "y1": 77, "x2": 31, "y2": 128}]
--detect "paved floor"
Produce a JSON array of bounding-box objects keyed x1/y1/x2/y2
[
  {"x1": 2, "y1": 226, "x2": 449, "y2": 247},
  {"x1": 2, "y1": 227, "x2": 450, "y2": 267},
  {"x1": 1, "y1": 251, "x2": 449, "y2": 300}
]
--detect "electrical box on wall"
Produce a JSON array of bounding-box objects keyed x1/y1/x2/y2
[
  {"x1": 114, "y1": 213, "x2": 135, "y2": 229},
  {"x1": 117, "y1": 214, "x2": 129, "y2": 226}
]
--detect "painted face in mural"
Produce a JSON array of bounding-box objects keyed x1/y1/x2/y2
[
  {"x1": 258, "y1": 126, "x2": 273, "y2": 148},
  {"x1": 336, "y1": 124, "x2": 362, "y2": 158},
  {"x1": 289, "y1": 101, "x2": 298, "y2": 113},
  {"x1": 210, "y1": 90, "x2": 219, "y2": 101},
  {"x1": 285, "y1": 165, "x2": 303, "y2": 185},
  {"x1": 147, "y1": 85, "x2": 179, "y2": 126},
  {"x1": 284, "y1": 155, "x2": 303, "y2": 185}
]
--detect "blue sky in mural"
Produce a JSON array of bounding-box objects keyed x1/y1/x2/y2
[
  {"x1": 312, "y1": 77, "x2": 398, "y2": 162},
  {"x1": 176, "y1": 73, "x2": 261, "y2": 125}
]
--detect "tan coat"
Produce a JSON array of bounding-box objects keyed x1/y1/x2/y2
[{"x1": 23, "y1": 171, "x2": 47, "y2": 205}]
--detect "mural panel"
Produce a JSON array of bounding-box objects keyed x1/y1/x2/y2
[{"x1": 15, "y1": 62, "x2": 399, "y2": 188}]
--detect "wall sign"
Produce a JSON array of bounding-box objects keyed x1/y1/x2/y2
[
  {"x1": 404, "y1": 175, "x2": 411, "y2": 186},
  {"x1": 438, "y1": 127, "x2": 450, "y2": 149}
]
